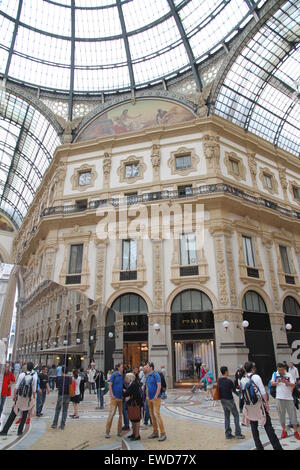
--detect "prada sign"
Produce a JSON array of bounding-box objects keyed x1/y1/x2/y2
[
  {"x1": 171, "y1": 311, "x2": 214, "y2": 331},
  {"x1": 123, "y1": 314, "x2": 148, "y2": 332}
]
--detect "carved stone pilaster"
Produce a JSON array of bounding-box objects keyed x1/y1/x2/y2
[
  {"x1": 152, "y1": 240, "x2": 163, "y2": 311},
  {"x1": 247, "y1": 152, "x2": 257, "y2": 189},
  {"x1": 202, "y1": 135, "x2": 221, "y2": 176},
  {"x1": 94, "y1": 239, "x2": 108, "y2": 305},
  {"x1": 103, "y1": 152, "x2": 112, "y2": 189},
  {"x1": 278, "y1": 165, "x2": 288, "y2": 201},
  {"x1": 211, "y1": 233, "x2": 229, "y2": 306},
  {"x1": 261, "y1": 236, "x2": 280, "y2": 311},
  {"x1": 224, "y1": 233, "x2": 237, "y2": 307},
  {"x1": 151, "y1": 144, "x2": 161, "y2": 182}
]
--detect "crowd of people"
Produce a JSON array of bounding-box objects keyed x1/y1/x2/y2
[{"x1": 0, "y1": 357, "x2": 299, "y2": 450}]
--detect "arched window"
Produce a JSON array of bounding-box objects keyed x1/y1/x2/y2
[
  {"x1": 77, "y1": 320, "x2": 83, "y2": 334},
  {"x1": 242, "y1": 291, "x2": 267, "y2": 313},
  {"x1": 106, "y1": 309, "x2": 116, "y2": 327},
  {"x1": 283, "y1": 296, "x2": 300, "y2": 316},
  {"x1": 171, "y1": 289, "x2": 213, "y2": 313},
  {"x1": 111, "y1": 293, "x2": 148, "y2": 315}
]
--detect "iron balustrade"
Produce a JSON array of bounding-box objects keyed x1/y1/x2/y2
[{"x1": 17, "y1": 184, "x2": 300, "y2": 259}]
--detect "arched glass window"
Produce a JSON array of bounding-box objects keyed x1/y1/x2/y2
[
  {"x1": 283, "y1": 296, "x2": 300, "y2": 316},
  {"x1": 106, "y1": 309, "x2": 116, "y2": 327},
  {"x1": 171, "y1": 289, "x2": 213, "y2": 313},
  {"x1": 111, "y1": 293, "x2": 148, "y2": 315},
  {"x1": 77, "y1": 321, "x2": 83, "y2": 334},
  {"x1": 242, "y1": 291, "x2": 267, "y2": 313},
  {"x1": 90, "y1": 315, "x2": 97, "y2": 331}
]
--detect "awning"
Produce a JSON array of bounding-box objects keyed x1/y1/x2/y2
[{"x1": 39, "y1": 345, "x2": 86, "y2": 355}]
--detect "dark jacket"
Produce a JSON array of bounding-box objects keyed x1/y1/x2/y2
[
  {"x1": 123, "y1": 379, "x2": 142, "y2": 407},
  {"x1": 95, "y1": 371, "x2": 105, "y2": 389}
]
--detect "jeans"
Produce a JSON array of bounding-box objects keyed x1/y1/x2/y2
[
  {"x1": 52, "y1": 395, "x2": 70, "y2": 429},
  {"x1": 89, "y1": 382, "x2": 96, "y2": 394},
  {"x1": 250, "y1": 411, "x2": 283, "y2": 450},
  {"x1": 105, "y1": 398, "x2": 122, "y2": 434},
  {"x1": 36, "y1": 389, "x2": 47, "y2": 415},
  {"x1": 220, "y1": 399, "x2": 242, "y2": 437},
  {"x1": 123, "y1": 399, "x2": 129, "y2": 428},
  {"x1": 49, "y1": 378, "x2": 56, "y2": 391},
  {"x1": 147, "y1": 398, "x2": 166, "y2": 435},
  {"x1": 1, "y1": 407, "x2": 28, "y2": 435},
  {"x1": 97, "y1": 388, "x2": 104, "y2": 408},
  {"x1": 0, "y1": 396, "x2": 6, "y2": 417}
]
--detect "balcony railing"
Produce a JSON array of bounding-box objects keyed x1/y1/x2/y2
[
  {"x1": 180, "y1": 265, "x2": 199, "y2": 276},
  {"x1": 120, "y1": 270, "x2": 137, "y2": 281},
  {"x1": 39, "y1": 184, "x2": 300, "y2": 221}
]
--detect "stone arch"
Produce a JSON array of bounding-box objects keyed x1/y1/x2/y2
[
  {"x1": 239, "y1": 285, "x2": 273, "y2": 314},
  {"x1": 103, "y1": 287, "x2": 153, "y2": 325},
  {"x1": 166, "y1": 283, "x2": 218, "y2": 315}
]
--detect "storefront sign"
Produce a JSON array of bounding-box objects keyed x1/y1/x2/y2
[
  {"x1": 171, "y1": 311, "x2": 214, "y2": 330},
  {"x1": 123, "y1": 314, "x2": 148, "y2": 332}
]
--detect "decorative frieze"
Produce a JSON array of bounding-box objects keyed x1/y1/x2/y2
[
  {"x1": 151, "y1": 144, "x2": 161, "y2": 182},
  {"x1": 247, "y1": 152, "x2": 257, "y2": 189},
  {"x1": 103, "y1": 152, "x2": 112, "y2": 189}
]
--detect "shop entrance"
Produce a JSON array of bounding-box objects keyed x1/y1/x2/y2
[
  {"x1": 123, "y1": 342, "x2": 148, "y2": 369},
  {"x1": 171, "y1": 289, "x2": 216, "y2": 386},
  {"x1": 243, "y1": 291, "x2": 276, "y2": 384},
  {"x1": 109, "y1": 293, "x2": 149, "y2": 370}
]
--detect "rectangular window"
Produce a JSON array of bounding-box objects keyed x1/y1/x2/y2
[
  {"x1": 293, "y1": 186, "x2": 300, "y2": 200},
  {"x1": 68, "y1": 244, "x2": 83, "y2": 274},
  {"x1": 229, "y1": 158, "x2": 239, "y2": 175},
  {"x1": 125, "y1": 163, "x2": 139, "y2": 178},
  {"x1": 122, "y1": 240, "x2": 137, "y2": 270},
  {"x1": 76, "y1": 199, "x2": 88, "y2": 210},
  {"x1": 175, "y1": 154, "x2": 191, "y2": 170},
  {"x1": 279, "y1": 245, "x2": 291, "y2": 274},
  {"x1": 242, "y1": 236, "x2": 255, "y2": 267},
  {"x1": 180, "y1": 233, "x2": 197, "y2": 266},
  {"x1": 264, "y1": 174, "x2": 273, "y2": 189},
  {"x1": 78, "y1": 171, "x2": 91, "y2": 186},
  {"x1": 178, "y1": 185, "x2": 193, "y2": 197}
]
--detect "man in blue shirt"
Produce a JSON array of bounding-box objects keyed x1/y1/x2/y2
[
  {"x1": 105, "y1": 363, "x2": 123, "y2": 438},
  {"x1": 145, "y1": 361, "x2": 166, "y2": 442}
]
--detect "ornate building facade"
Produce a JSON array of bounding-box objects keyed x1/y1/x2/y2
[{"x1": 13, "y1": 98, "x2": 300, "y2": 385}]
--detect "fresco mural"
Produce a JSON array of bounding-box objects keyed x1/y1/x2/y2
[
  {"x1": 76, "y1": 99, "x2": 196, "y2": 142},
  {"x1": 0, "y1": 215, "x2": 14, "y2": 232}
]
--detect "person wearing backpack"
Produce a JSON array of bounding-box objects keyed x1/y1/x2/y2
[
  {"x1": 145, "y1": 361, "x2": 167, "y2": 442},
  {"x1": 218, "y1": 366, "x2": 245, "y2": 440},
  {"x1": 241, "y1": 361, "x2": 283, "y2": 450},
  {"x1": 270, "y1": 363, "x2": 300, "y2": 440},
  {"x1": 0, "y1": 361, "x2": 37, "y2": 437},
  {"x1": 105, "y1": 363, "x2": 124, "y2": 439}
]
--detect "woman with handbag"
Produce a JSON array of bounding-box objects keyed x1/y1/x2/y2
[{"x1": 123, "y1": 373, "x2": 142, "y2": 441}]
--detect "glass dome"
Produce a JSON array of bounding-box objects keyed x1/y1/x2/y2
[{"x1": 0, "y1": 0, "x2": 264, "y2": 94}]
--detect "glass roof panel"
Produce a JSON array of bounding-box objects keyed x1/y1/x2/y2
[
  {"x1": 0, "y1": 89, "x2": 61, "y2": 228},
  {"x1": 0, "y1": 0, "x2": 262, "y2": 93},
  {"x1": 214, "y1": 0, "x2": 300, "y2": 156},
  {"x1": 75, "y1": 5, "x2": 121, "y2": 38}
]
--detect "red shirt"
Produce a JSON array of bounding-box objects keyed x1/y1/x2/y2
[{"x1": 1, "y1": 371, "x2": 15, "y2": 397}]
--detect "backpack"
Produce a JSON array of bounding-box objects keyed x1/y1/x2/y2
[
  {"x1": 159, "y1": 372, "x2": 167, "y2": 392},
  {"x1": 18, "y1": 372, "x2": 34, "y2": 400},
  {"x1": 268, "y1": 372, "x2": 277, "y2": 399},
  {"x1": 240, "y1": 375, "x2": 261, "y2": 406}
]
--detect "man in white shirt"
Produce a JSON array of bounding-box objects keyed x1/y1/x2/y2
[
  {"x1": 289, "y1": 362, "x2": 299, "y2": 382},
  {"x1": 242, "y1": 361, "x2": 283, "y2": 450},
  {"x1": 0, "y1": 361, "x2": 37, "y2": 436},
  {"x1": 271, "y1": 363, "x2": 300, "y2": 440}
]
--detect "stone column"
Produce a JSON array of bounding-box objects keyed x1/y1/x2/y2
[
  {"x1": 149, "y1": 239, "x2": 171, "y2": 386},
  {"x1": 113, "y1": 312, "x2": 123, "y2": 367},
  {"x1": 103, "y1": 151, "x2": 112, "y2": 191},
  {"x1": 261, "y1": 235, "x2": 291, "y2": 362},
  {"x1": 278, "y1": 165, "x2": 288, "y2": 204},
  {"x1": 94, "y1": 239, "x2": 108, "y2": 306},
  {"x1": 210, "y1": 223, "x2": 249, "y2": 376}
]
